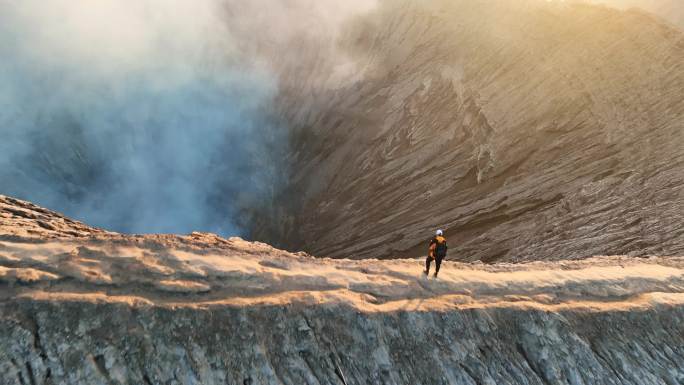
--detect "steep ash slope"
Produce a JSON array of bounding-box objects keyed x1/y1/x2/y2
[
  {"x1": 261, "y1": 0, "x2": 684, "y2": 261},
  {"x1": 2, "y1": 196, "x2": 684, "y2": 384},
  {"x1": 586, "y1": 0, "x2": 684, "y2": 29}
]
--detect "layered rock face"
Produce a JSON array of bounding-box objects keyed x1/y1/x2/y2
[
  {"x1": 2, "y1": 196, "x2": 684, "y2": 384},
  {"x1": 5, "y1": 297, "x2": 684, "y2": 385},
  {"x1": 259, "y1": 0, "x2": 684, "y2": 261}
]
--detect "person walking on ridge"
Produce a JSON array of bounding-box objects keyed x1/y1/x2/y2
[{"x1": 424, "y1": 229, "x2": 447, "y2": 278}]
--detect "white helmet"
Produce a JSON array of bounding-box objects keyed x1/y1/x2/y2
[{"x1": 436, "y1": 229, "x2": 443, "y2": 236}]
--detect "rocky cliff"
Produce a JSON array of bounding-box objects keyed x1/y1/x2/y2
[
  {"x1": 2, "y1": 195, "x2": 684, "y2": 384},
  {"x1": 257, "y1": 0, "x2": 684, "y2": 261}
]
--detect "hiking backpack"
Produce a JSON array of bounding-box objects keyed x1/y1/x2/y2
[{"x1": 434, "y1": 237, "x2": 448, "y2": 258}]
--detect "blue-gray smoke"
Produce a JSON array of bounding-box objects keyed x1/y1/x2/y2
[{"x1": 0, "y1": 1, "x2": 285, "y2": 236}]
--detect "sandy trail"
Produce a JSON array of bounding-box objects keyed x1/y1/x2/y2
[
  {"x1": 2, "y1": 235, "x2": 683, "y2": 312},
  {"x1": 2, "y1": 194, "x2": 684, "y2": 312}
]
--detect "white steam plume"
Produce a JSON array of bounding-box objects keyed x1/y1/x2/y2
[{"x1": 0, "y1": 0, "x2": 374, "y2": 236}]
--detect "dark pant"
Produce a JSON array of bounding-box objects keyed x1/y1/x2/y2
[{"x1": 425, "y1": 254, "x2": 444, "y2": 275}]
